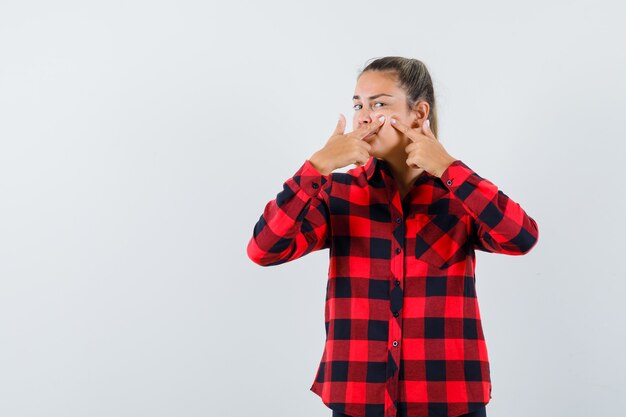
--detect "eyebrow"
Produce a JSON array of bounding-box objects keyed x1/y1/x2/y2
[{"x1": 352, "y1": 93, "x2": 394, "y2": 100}]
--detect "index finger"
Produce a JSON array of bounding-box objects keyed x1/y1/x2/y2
[
  {"x1": 353, "y1": 115, "x2": 386, "y2": 139},
  {"x1": 390, "y1": 117, "x2": 417, "y2": 142}
]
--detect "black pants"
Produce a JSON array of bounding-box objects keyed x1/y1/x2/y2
[{"x1": 332, "y1": 405, "x2": 486, "y2": 417}]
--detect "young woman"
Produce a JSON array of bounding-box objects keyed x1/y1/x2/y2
[{"x1": 247, "y1": 56, "x2": 539, "y2": 417}]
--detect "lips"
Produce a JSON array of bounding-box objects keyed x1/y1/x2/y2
[{"x1": 363, "y1": 128, "x2": 380, "y2": 141}]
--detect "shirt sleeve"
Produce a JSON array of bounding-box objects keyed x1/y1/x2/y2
[
  {"x1": 246, "y1": 159, "x2": 332, "y2": 266},
  {"x1": 439, "y1": 159, "x2": 539, "y2": 255}
]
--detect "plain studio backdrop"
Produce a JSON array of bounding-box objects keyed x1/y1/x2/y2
[{"x1": 0, "y1": 1, "x2": 624, "y2": 416}]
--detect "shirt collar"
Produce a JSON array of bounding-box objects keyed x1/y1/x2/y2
[
  {"x1": 364, "y1": 156, "x2": 378, "y2": 182},
  {"x1": 361, "y1": 156, "x2": 437, "y2": 186}
]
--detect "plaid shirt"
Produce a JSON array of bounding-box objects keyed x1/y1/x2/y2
[{"x1": 247, "y1": 156, "x2": 539, "y2": 417}]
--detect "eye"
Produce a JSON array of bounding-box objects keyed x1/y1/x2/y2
[{"x1": 352, "y1": 102, "x2": 385, "y2": 111}]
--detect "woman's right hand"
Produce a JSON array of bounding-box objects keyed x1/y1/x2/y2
[{"x1": 308, "y1": 113, "x2": 385, "y2": 175}]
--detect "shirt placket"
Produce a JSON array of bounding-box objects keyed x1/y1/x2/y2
[{"x1": 383, "y1": 171, "x2": 405, "y2": 417}]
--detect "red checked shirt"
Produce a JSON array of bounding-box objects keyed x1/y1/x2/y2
[{"x1": 247, "y1": 156, "x2": 539, "y2": 417}]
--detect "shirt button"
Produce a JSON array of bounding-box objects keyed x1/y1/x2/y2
[
  {"x1": 392, "y1": 340, "x2": 399, "y2": 347},
  {"x1": 393, "y1": 311, "x2": 399, "y2": 317},
  {"x1": 446, "y1": 179, "x2": 452, "y2": 186},
  {"x1": 312, "y1": 182, "x2": 319, "y2": 189},
  {"x1": 395, "y1": 280, "x2": 400, "y2": 286},
  {"x1": 395, "y1": 248, "x2": 401, "y2": 254},
  {"x1": 396, "y1": 217, "x2": 402, "y2": 224}
]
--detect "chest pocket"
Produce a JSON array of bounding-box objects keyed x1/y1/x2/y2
[{"x1": 413, "y1": 213, "x2": 470, "y2": 269}]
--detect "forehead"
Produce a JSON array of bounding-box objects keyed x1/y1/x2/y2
[{"x1": 353, "y1": 71, "x2": 403, "y2": 98}]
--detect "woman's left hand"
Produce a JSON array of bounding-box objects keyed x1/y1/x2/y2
[{"x1": 390, "y1": 117, "x2": 457, "y2": 178}]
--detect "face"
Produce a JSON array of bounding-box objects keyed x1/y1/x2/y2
[{"x1": 352, "y1": 71, "x2": 424, "y2": 160}]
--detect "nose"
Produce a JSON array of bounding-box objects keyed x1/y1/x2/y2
[
  {"x1": 359, "y1": 112, "x2": 372, "y2": 125},
  {"x1": 356, "y1": 109, "x2": 376, "y2": 129}
]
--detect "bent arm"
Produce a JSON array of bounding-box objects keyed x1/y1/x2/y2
[
  {"x1": 440, "y1": 160, "x2": 539, "y2": 255},
  {"x1": 247, "y1": 159, "x2": 332, "y2": 266}
]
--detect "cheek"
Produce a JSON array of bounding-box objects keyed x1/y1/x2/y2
[{"x1": 378, "y1": 121, "x2": 402, "y2": 143}]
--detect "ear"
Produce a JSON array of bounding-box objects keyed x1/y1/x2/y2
[{"x1": 410, "y1": 100, "x2": 430, "y2": 129}]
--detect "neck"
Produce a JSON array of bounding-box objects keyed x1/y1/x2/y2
[{"x1": 382, "y1": 153, "x2": 427, "y2": 188}]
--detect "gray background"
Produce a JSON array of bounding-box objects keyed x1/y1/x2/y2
[{"x1": 1, "y1": 0, "x2": 624, "y2": 416}]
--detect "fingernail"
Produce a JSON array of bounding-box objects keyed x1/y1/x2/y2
[
  {"x1": 378, "y1": 115, "x2": 385, "y2": 123},
  {"x1": 391, "y1": 118, "x2": 396, "y2": 124}
]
